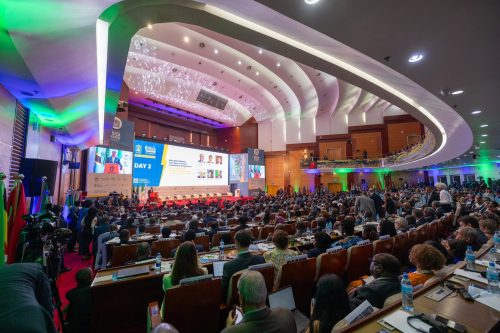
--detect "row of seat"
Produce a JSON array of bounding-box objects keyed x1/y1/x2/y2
[{"x1": 165, "y1": 192, "x2": 233, "y2": 200}]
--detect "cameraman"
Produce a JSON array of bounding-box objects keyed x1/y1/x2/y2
[{"x1": 0, "y1": 263, "x2": 57, "y2": 333}]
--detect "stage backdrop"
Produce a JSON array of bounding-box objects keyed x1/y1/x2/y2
[{"x1": 133, "y1": 139, "x2": 229, "y2": 196}]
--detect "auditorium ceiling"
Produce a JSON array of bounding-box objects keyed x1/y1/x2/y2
[{"x1": 0, "y1": 0, "x2": 498, "y2": 168}]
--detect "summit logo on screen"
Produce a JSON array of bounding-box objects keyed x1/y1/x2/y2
[{"x1": 144, "y1": 145, "x2": 156, "y2": 155}]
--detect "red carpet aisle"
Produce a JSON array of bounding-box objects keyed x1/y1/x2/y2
[{"x1": 53, "y1": 252, "x2": 91, "y2": 331}]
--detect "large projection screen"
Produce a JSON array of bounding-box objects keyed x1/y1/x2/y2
[{"x1": 133, "y1": 140, "x2": 229, "y2": 188}]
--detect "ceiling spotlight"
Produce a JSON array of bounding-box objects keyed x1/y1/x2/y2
[
  {"x1": 471, "y1": 110, "x2": 482, "y2": 115},
  {"x1": 256, "y1": 71, "x2": 260, "y2": 76},
  {"x1": 147, "y1": 23, "x2": 153, "y2": 29},
  {"x1": 214, "y1": 49, "x2": 218, "y2": 54},
  {"x1": 237, "y1": 60, "x2": 242, "y2": 65},
  {"x1": 199, "y1": 42, "x2": 205, "y2": 48},
  {"x1": 304, "y1": 0, "x2": 321, "y2": 4},
  {"x1": 408, "y1": 54, "x2": 424, "y2": 63},
  {"x1": 480, "y1": 141, "x2": 486, "y2": 144},
  {"x1": 480, "y1": 124, "x2": 488, "y2": 128},
  {"x1": 276, "y1": 62, "x2": 281, "y2": 67},
  {"x1": 183, "y1": 36, "x2": 190, "y2": 43},
  {"x1": 451, "y1": 90, "x2": 463, "y2": 95},
  {"x1": 258, "y1": 49, "x2": 263, "y2": 54},
  {"x1": 481, "y1": 134, "x2": 488, "y2": 137}
]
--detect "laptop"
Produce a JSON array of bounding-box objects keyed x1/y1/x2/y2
[
  {"x1": 268, "y1": 286, "x2": 309, "y2": 333},
  {"x1": 116, "y1": 265, "x2": 150, "y2": 279},
  {"x1": 212, "y1": 260, "x2": 227, "y2": 278}
]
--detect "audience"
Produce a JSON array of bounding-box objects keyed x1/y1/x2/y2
[
  {"x1": 394, "y1": 217, "x2": 408, "y2": 234},
  {"x1": 161, "y1": 226, "x2": 172, "y2": 239},
  {"x1": 264, "y1": 230, "x2": 298, "y2": 289},
  {"x1": 309, "y1": 274, "x2": 350, "y2": 333},
  {"x1": 332, "y1": 217, "x2": 362, "y2": 249},
  {"x1": 378, "y1": 219, "x2": 397, "y2": 238},
  {"x1": 170, "y1": 230, "x2": 205, "y2": 257},
  {"x1": 307, "y1": 232, "x2": 333, "y2": 258},
  {"x1": 221, "y1": 230, "x2": 265, "y2": 298},
  {"x1": 222, "y1": 271, "x2": 296, "y2": 332},
  {"x1": 362, "y1": 224, "x2": 379, "y2": 242},
  {"x1": 119, "y1": 229, "x2": 131, "y2": 245},
  {"x1": 349, "y1": 253, "x2": 401, "y2": 309}
]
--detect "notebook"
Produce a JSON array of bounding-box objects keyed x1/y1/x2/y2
[
  {"x1": 212, "y1": 261, "x2": 227, "y2": 277},
  {"x1": 268, "y1": 286, "x2": 309, "y2": 333}
]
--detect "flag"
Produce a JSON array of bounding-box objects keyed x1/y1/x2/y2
[
  {"x1": 40, "y1": 177, "x2": 51, "y2": 213},
  {"x1": 0, "y1": 174, "x2": 7, "y2": 265},
  {"x1": 6, "y1": 177, "x2": 27, "y2": 263}
]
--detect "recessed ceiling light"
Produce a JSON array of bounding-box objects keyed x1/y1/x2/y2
[
  {"x1": 471, "y1": 110, "x2": 482, "y2": 115},
  {"x1": 497, "y1": 155, "x2": 500, "y2": 158},
  {"x1": 183, "y1": 36, "x2": 190, "y2": 43},
  {"x1": 304, "y1": 0, "x2": 321, "y2": 4},
  {"x1": 480, "y1": 141, "x2": 486, "y2": 144},
  {"x1": 256, "y1": 71, "x2": 259, "y2": 76},
  {"x1": 408, "y1": 54, "x2": 424, "y2": 63},
  {"x1": 237, "y1": 60, "x2": 242, "y2": 65},
  {"x1": 480, "y1": 124, "x2": 488, "y2": 127},
  {"x1": 451, "y1": 90, "x2": 463, "y2": 95},
  {"x1": 481, "y1": 134, "x2": 488, "y2": 137},
  {"x1": 258, "y1": 49, "x2": 263, "y2": 54},
  {"x1": 276, "y1": 62, "x2": 281, "y2": 67},
  {"x1": 214, "y1": 49, "x2": 218, "y2": 54},
  {"x1": 147, "y1": 23, "x2": 153, "y2": 29}
]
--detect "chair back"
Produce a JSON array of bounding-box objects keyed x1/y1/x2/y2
[
  {"x1": 145, "y1": 226, "x2": 160, "y2": 234},
  {"x1": 278, "y1": 258, "x2": 316, "y2": 314},
  {"x1": 164, "y1": 278, "x2": 221, "y2": 333},
  {"x1": 416, "y1": 224, "x2": 430, "y2": 243},
  {"x1": 151, "y1": 239, "x2": 180, "y2": 259},
  {"x1": 284, "y1": 223, "x2": 296, "y2": 236},
  {"x1": 393, "y1": 233, "x2": 410, "y2": 265},
  {"x1": 437, "y1": 218, "x2": 448, "y2": 238},
  {"x1": 373, "y1": 237, "x2": 394, "y2": 255},
  {"x1": 428, "y1": 221, "x2": 439, "y2": 241},
  {"x1": 194, "y1": 235, "x2": 210, "y2": 252},
  {"x1": 110, "y1": 244, "x2": 139, "y2": 267},
  {"x1": 316, "y1": 249, "x2": 347, "y2": 280},
  {"x1": 346, "y1": 242, "x2": 373, "y2": 283},
  {"x1": 258, "y1": 225, "x2": 274, "y2": 240},
  {"x1": 407, "y1": 228, "x2": 419, "y2": 249},
  {"x1": 211, "y1": 231, "x2": 235, "y2": 247}
]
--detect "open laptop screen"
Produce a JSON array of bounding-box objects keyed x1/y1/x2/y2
[
  {"x1": 268, "y1": 286, "x2": 296, "y2": 311},
  {"x1": 212, "y1": 261, "x2": 227, "y2": 278}
]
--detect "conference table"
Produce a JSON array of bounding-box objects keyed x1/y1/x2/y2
[{"x1": 338, "y1": 246, "x2": 500, "y2": 333}]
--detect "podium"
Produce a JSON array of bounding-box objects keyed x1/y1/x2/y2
[{"x1": 104, "y1": 163, "x2": 120, "y2": 174}]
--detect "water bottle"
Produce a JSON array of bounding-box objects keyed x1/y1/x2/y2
[
  {"x1": 494, "y1": 231, "x2": 500, "y2": 250},
  {"x1": 401, "y1": 273, "x2": 414, "y2": 312},
  {"x1": 465, "y1": 246, "x2": 476, "y2": 270},
  {"x1": 155, "y1": 253, "x2": 161, "y2": 271},
  {"x1": 486, "y1": 261, "x2": 499, "y2": 293},
  {"x1": 219, "y1": 239, "x2": 225, "y2": 260},
  {"x1": 136, "y1": 226, "x2": 140, "y2": 236},
  {"x1": 306, "y1": 227, "x2": 311, "y2": 237}
]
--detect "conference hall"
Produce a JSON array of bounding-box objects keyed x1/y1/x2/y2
[{"x1": 0, "y1": 1, "x2": 499, "y2": 333}]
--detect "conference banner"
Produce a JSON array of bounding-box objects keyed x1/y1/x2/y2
[{"x1": 133, "y1": 139, "x2": 228, "y2": 187}]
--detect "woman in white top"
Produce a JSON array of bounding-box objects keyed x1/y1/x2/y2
[{"x1": 435, "y1": 182, "x2": 453, "y2": 212}]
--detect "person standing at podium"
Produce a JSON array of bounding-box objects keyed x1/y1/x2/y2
[{"x1": 106, "y1": 150, "x2": 122, "y2": 170}]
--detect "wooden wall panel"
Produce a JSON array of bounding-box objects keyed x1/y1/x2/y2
[
  {"x1": 350, "y1": 132, "x2": 382, "y2": 159},
  {"x1": 265, "y1": 154, "x2": 286, "y2": 190},
  {"x1": 318, "y1": 141, "x2": 346, "y2": 160},
  {"x1": 215, "y1": 120, "x2": 258, "y2": 153},
  {"x1": 387, "y1": 122, "x2": 421, "y2": 153},
  {"x1": 288, "y1": 150, "x2": 304, "y2": 192}
]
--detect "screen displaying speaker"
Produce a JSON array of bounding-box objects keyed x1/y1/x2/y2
[{"x1": 19, "y1": 158, "x2": 58, "y2": 197}]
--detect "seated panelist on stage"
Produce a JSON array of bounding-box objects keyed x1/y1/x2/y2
[{"x1": 221, "y1": 230, "x2": 265, "y2": 299}]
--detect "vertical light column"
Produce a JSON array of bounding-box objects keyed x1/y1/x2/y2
[{"x1": 96, "y1": 19, "x2": 109, "y2": 144}]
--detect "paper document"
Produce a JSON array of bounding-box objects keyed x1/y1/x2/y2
[
  {"x1": 93, "y1": 275, "x2": 113, "y2": 283},
  {"x1": 344, "y1": 300, "x2": 375, "y2": 324},
  {"x1": 454, "y1": 268, "x2": 488, "y2": 284},
  {"x1": 475, "y1": 260, "x2": 500, "y2": 269},
  {"x1": 468, "y1": 285, "x2": 500, "y2": 311}
]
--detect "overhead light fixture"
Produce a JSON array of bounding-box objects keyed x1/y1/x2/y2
[
  {"x1": 480, "y1": 141, "x2": 486, "y2": 144},
  {"x1": 183, "y1": 36, "x2": 190, "y2": 43},
  {"x1": 304, "y1": 0, "x2": 321, "y2": 4},
  {"x1": 480, "y1": 124, "x2": 488, "y2": 128},
  {"x1": 258, "y1": 49, "x2": 263, "y2": 54},
  {"x1": 237, "y1": 60, "x2": 242, "y2": 65},
  {"x1": 471, "y1": 110, "x2": 482, "y2": 115},
  {"x1": 451, "y1": 90, "x2": 463, "y2": 95},
  {"x1": 481, "y1": 134, "x2": 488, "y2": 137},
  {"x1": 256, "y1": 71, "x2": 259, "y2": 76},
  {"x1": 147, "y1": 23, "x2": 153, "y2": 29},
  {"x1": 214, "y1": 49, "x2": 218, "y2": 54},
  {"x1": 408, "y1": 54, "x2": 424, "y2": 63},
  {"x1": 276, "y1": 62, "x2": 281, "y2": 67}
]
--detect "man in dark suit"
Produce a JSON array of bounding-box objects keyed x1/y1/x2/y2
[
  {"x1": 425, "y1": 185, "x2": 439, "y2": 207},
  {"x1": 349, "y1": 253, "x2": 401, "y2": 309},
  {"x1": 106, "y1": 150, "x2": 122, "y2": 170},
  {"x1": 413, "y1": 208, "x2": 427, "y2": 227},
  {"x1": 369, "y1": 190, "x2": 384, "y2": 218},
  {"x1": 222, "y1": 270, "x2": 296, "y2": 333},
  {"x1": 221, "y1": 230, "x2": 265, "y2": 298}
]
